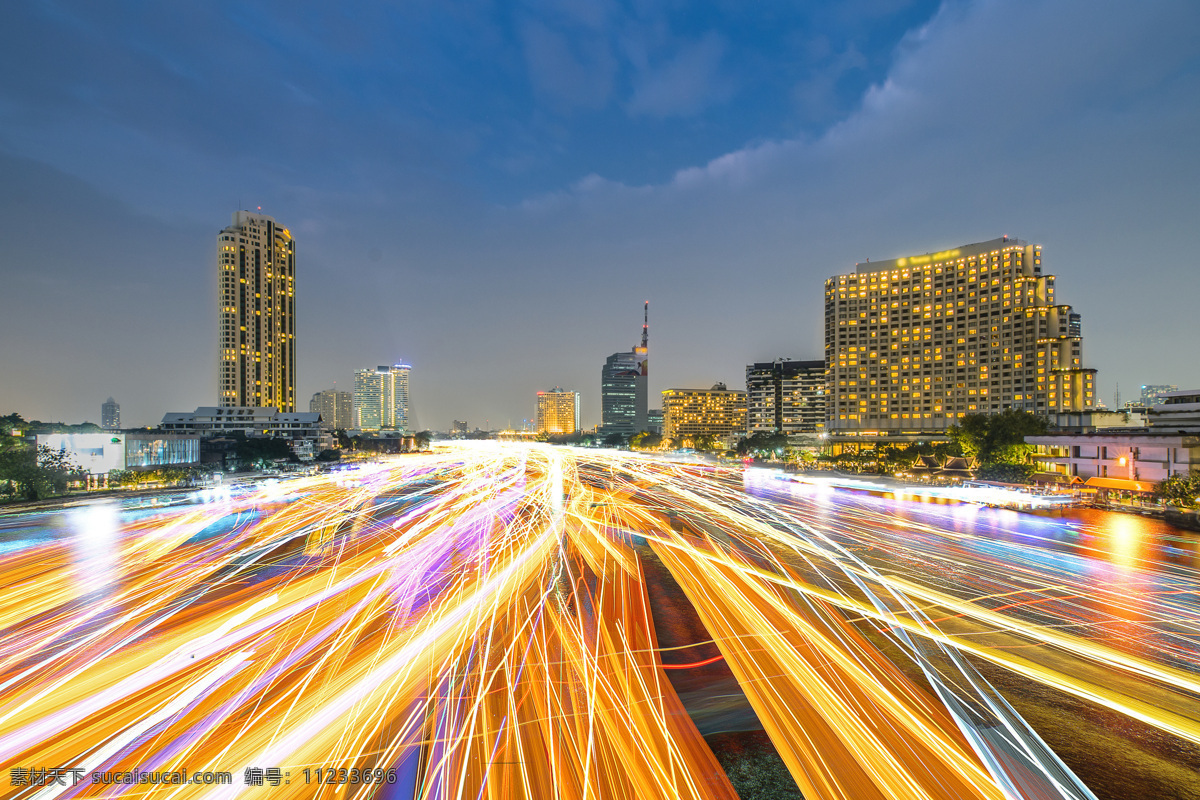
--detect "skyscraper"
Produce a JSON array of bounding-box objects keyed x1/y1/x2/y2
[
  {"x1": 101, "y1": 398, "x2": 120, "y2": 431},
  {"x1": 353, "y1": 364, "x2": 411, "y2": 430},
  {"x1": 536, "y1": 388, "x2": 580, "y2": 435},
  {"x1": 217, "y1": 210, "x2": 296, "y2": 411},
  {"x1": 825, "y1": 236, "x2": 1096, "y2": 436},
  {"x1": 310, "y1": 389, "x2": 353, "y2": 430},
  {"x1": 745, "y1": 360, "x2": 825, "y2": 435},
  {"x1": 601, "y1": 303, "x2": 649, "y2": 436}
]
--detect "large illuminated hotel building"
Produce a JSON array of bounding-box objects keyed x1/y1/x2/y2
[
  {"x1": 825, "y1": 236, "x2": 1096, "y2": 438},
  {"x1": 218, "y1": 210, "x2": 296, "y2": 411}
]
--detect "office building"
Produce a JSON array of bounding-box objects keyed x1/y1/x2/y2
[
  {"x1": 38, "y1": 432, "x2": 200, "y2": 476},
  {"x1": 601, "y1": 351, "x2": 639, "y2": 436},
  {"x1": 452, "y1": 420, "x2": 469, "y2": 435},
  {"x1": 648, "y1": 409, "x2": 663, "y2": 435},
  {"x1": 354, "y1": 364, "x2": 411, "y2": 431},
  {"x1": 1141, "y1": 385, "x2": 1178, "y2": 406},
  {"x1": 218, "y1": 210, "x2": 296, "y2": 411},
  {"x1": 746, "y1": 359, "x2": 825, "y2": 435},
  {"x1": 310, "y1": 389, "x2": 352, "y2": 430},
  {"x1": 661, "y1": 384, "x2": 747, "y2": 448},
  {"x1": 101, "y1": 398, "x2": 120, "y2": 431},
  {"x1": 536, "y1": 388, "x2": 580, "y2": 435},
  {"x1": 825, "y1": 236, "x2": 1096, "y2": 438},
  {"x1": 600, "y1": 303, "x2": 650, "y2": 436}
]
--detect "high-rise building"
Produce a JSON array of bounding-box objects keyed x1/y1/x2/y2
[
  {"x1": 101, "y1": 397, "x2": 120, "y2": 431},
  {"x1": 661, "y1": 384, "x2": 747, "y2": 448},
  {"x1": 1141, "y1": 385, "x2": 1178, "y2": 406},
  {"x1": 825, "y1": 236, "x2": 1096, "y2": 436},
  {"x1": 600, "y1": 303, "x2": 650, "y2": 436},
  {"x1": 746, "y1": 360, "x2": 825, "y2": 435},
  {"x1": 601, "y1": 351, "x2": 639, "y2": 436},
  {"x1": 536, "y1": 387, "x2": 580, "y2": 435},
  {"x1": 354, "y1": 364, "x2": 411, "y2": 430},
  {"x1": 217, "y1": 210, "x2": 296, "y2": 411},
  {"x1": 310, "y1": 389, "x2": 352, "y2": 430}
]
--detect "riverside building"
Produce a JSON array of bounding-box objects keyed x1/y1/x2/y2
[
  {"x1": 354, "y1": 365, "x2": 411, "y2": 431},
  {"x1": 218, "y1": 210, "x2": 296, "y2": 411},
  {"x1": 825, "y1": 236, "x2": 1096, "y2": 440},
  {"x1": 536, "y1": 388, "x2": 580, "y2": 435},
  {"x1": 745, "y1": 359, "x2": 825, "y2": 436},
  {"x1": 661, "y1": 384, "x2": 747, "y2": 449},
  {"x1": 310, "y1": 389, "x2": 352, "y2": 430}
]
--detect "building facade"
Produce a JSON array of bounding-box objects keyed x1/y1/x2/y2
[
  {"x1": 38, "y1": 432, "x2": 200, "y2": 475},
  {"x1": 218, "y1": 210, "x2": 296, "y2": 411},
  {"x1": 600, "y1": 303, "x2": 650, "y2": 436},
  {"x1": 161, "y1": 407, "x2": 325, "y2": 440},
  {"x1": 825, "y1": 237, "x2": 1096, "y2": 437},
  {"x1": 310, "y1": 389, "x2": 352, "y2": 430},
  {"x1": 661, "y1": 385, "x2": 747, "y2": 448},
  {"x1": 1028, "y1": 389, "x2": 1200, "y2": 486},
  {"x1": 353, "y1": 364, "x2": 411, "y2": 430},
  {"x1": 601, "y1": 350, "x2": 639, "y2": 436},
  {"x1": 1141, "y1": 384, "x2": 1178, "y2": 406},
  {"x1": 536, "y1": 388, "x2": 580, "y2": 435},
  {"x1": 745, "y1": 359, "x2": 825, "y2": 435},
  {"x1": 101, "y1": 398, "x2": 120, "y2": 431}
]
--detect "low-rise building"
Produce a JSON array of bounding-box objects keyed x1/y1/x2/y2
[
  {"x1": 37, "y1": 432, "x2": 200, "y2": 476},
  {"x1": 1027, "y1": 389, "x2": 1200, "y2": 488},
  {"x1": 160, "y1": 407, "x2": 330, "y2": 460}
]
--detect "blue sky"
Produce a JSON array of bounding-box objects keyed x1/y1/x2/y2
[{"x1": 1, "y1": 0, "x2": 1198, "y2": 428}]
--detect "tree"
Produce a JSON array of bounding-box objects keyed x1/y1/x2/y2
[
  {"x1": 414, "y1": 431, "x2": 433, "y2": 450},
  {"x1": 948, "y1": 410, "x2": 1046, "y2": 465},
  {"x1": 1156, "y1": 473, "x2": 1200, "y2": 508},
  {"x1": 602, "y1": 432, "x2": 626, "y2": 448},
  {"x1": 691, "y1": 434, "x2": 719, "y2": 452},
  {"x1": 315, "y1": 449, "x2": 341, "y2": 463},
  {"x1": 737, "y1": 431, "x2": 789, "y2": 458},
  {"x1": 630, "y1": 432, "x2": 662, "y2": 450},
  {"x1": 0, "y1": 445, "x2": 80, "y2": 500}
]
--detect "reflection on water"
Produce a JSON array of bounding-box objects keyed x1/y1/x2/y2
[{"x1": 69, "y1": 501, "x2": 121, "y2": 595}]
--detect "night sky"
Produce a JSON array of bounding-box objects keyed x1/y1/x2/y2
[{"x1": 2, "y1": 0, "x2": 1197, "y2": 429}]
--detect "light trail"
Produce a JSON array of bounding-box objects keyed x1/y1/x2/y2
[{"x1": 0, "y1": 444, "x2": 1194, "y2": 798}]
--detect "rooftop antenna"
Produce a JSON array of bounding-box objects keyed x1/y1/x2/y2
[{"x1": 641, "y1": 301, "x2": 649, "y2": 349}]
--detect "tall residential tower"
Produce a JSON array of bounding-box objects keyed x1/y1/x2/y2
[
  {"x1": 217, "y1": 210, "x2": 296, "y2": 411},
  {"x1": 354, "y1": 365, "x2": 411, "y2": 430}
]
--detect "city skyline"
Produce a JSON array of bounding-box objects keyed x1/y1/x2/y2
[{"x1": 2, "y1": 2, "x2": 1199, "y2": 428}]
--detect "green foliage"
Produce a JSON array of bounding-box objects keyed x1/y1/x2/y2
[
  {"x1": 629, "y1": 431, "x2": 662, "y2": 450},
  {"x1": 0, "y1": 445, "x2": 81, "y2": 501},
  {"x1": 414, "y1": 431, "x2": 433, "y2": 450},
  {"x1": 235, "y1": 436, "x2": 294, "y2": 466},
  {"x1": 1155, "y1": 473, "x2": 1200, "y2": 508},
  {"x1": 107, "y1": 466, "x2": 208, "y2": 488},
  {"x1": 690, "y1": 433, "x2": 719, "y2": 452},
  {"x1": 602, "y1": 432, "x2": 627, "y2": 447},
  {"x1": 737, "y1": 432, "x2": 789, "y2": 458},
  {"x1": 315, "y1": 449, "x2": 341, "y2": 463},
  {"x1": 948, "y1": 410, "x2": 1047, "y2": 466},
  {"x1": 975, "y1": 462, "x2": 1036, "y2": 484}
]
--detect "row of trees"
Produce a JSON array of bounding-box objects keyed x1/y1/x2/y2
[{"x1": 0, "y1": 445, "x2": 82, "y2": 501}]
